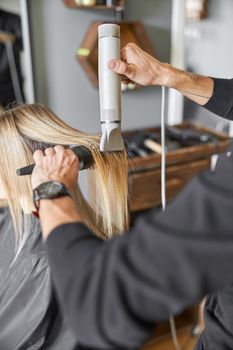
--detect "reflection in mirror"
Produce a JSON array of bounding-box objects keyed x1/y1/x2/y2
[
  {"x1": 0, "y1": 0, "x2": 35, "y2": 108},
  {"x1": 0, "y1": 6, "x2": 25, "y2": 108}
]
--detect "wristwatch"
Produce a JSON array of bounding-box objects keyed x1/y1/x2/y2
[{"x1": 33, "y1": 181, "x2": 72, "y2": 210}]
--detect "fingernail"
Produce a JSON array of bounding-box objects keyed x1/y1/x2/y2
[{"x1": 108, "y1": 60, "x2": 117, "y2": 70}]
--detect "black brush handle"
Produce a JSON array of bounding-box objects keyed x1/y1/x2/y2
[
  {"x1": 17, "y1": 164, "x2": 35, "y2": 176},
  {"x1": 16, "y1": 146, "x2": 94, "y2": 176}
]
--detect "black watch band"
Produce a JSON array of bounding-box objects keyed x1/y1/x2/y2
[{"x1": 33, "y1": 181, "x2": 72, "y2": 210}]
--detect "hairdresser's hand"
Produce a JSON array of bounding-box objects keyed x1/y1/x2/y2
[
  {"x1": 31, "y1": 145, "x2": 79, "y2": 191},
  {"x1": 108, "y1": 43, "x2": 172, "y2": 87},
  {"x1": 108, "y1": 42, "x2": 214, "y2": 106}
]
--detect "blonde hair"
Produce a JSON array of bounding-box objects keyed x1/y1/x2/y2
[{"x1": 0, "y1": 103, "x2": 129, "y2": 243}]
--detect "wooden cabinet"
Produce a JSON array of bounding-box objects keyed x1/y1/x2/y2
[
  {"x1": 129, "y1": 158, "x2": 210, "y2": 212},
  {"x1": 125, "y1": 122, "x2": 230, "y2": 212}
]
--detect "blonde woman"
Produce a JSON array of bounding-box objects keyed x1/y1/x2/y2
[{"x1": 0, "y1": 103, "x2": 128, "y2": 349}]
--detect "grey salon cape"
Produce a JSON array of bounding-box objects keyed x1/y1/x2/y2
[{"x1": 0, "y1": 207, "x2": 78, "y2": 350}]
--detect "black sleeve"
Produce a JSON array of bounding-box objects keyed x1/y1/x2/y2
[
  {"x1": 204, "y1": 78, "x2": 233, "y2": 120},
  {"x1": 46, "y1": 157, "x2": 233, "y2": 350}
]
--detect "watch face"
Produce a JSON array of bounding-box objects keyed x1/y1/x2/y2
[
  {"x1": 39, "y1": 181, "x2": 63, "y2": 197},
  {"x1": 33, "y1": 181, "x2": 70, "y2": 209}
]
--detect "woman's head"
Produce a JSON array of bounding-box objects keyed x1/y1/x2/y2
[{"x1": 0, "y1": 103, "x2": 129, "y2": 243}]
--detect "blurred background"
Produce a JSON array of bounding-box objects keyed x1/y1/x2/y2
[
  {"x1": 1, "y1": 2, "x2": 233, "y2": 349},
  {"x1": 1, "y1": 0, "x2": 232, "y2": 134}
]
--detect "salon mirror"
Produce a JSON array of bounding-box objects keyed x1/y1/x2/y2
[{"x1": 0, "y1": 0, "x2": 35, "y2": 109}]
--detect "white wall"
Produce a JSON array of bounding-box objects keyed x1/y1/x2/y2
[{"x1": 0, "y1": 0, "x2": 20, "y2": 14}]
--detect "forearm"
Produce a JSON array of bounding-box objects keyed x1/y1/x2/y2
[
  {"x1": 159, "y1": 64, "x2": 214, "y2": 105},
  {"x1": 162, "y1": 65, "x2": 233, "y2": 119},
  {"x1": 110, "y1": 43, "x2": 214, "y2": 105},
  {"x1": 39, "y1": 196, "x2": 81, "y2": 240}
]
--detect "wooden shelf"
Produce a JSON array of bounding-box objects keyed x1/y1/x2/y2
[
  {"x1": 63, "y1": 0, "x2": 125, "y2": 10},
  {"x1": 68, "y1": 5, "x2": 115, "y2": 9}
]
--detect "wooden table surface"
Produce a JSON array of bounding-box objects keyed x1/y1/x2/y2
[{"x1": 141, "y1": 326, "x2": 198, "y2": 350}]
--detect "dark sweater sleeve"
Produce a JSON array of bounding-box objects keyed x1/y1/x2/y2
[
  {"x1": 204, "y1": 78, "x2": 233, "y2": 120},
  {"x1": 46, "y1": 170, "x2": 233, "y2": 350}
]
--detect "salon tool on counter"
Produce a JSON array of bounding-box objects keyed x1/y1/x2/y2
[
  {"x1": 143, "y1": 133, "x2": 166, "y2": 153},
  {"x1": 166, "y1": 126, "x2": 217, "y2": 146},
  {"x1": 126, "y1": 141, "x2": 149, "y2": 158},
  {"x1": 144, "y1": 139, "x2": 163, "y2": 154},
  {"x1": 143, "y1": 131, "x2": 180, "y2": 153},
  {"x1": 98, "y1": 23, "x2": 124, "y2": 152},
  {"x1": 125, "y1": 133, "x2": 154, "y2": 158},
  {"x1": 16, "y1": 145, "x2": 94, "y2": 176},
  {"x1": 125, "y1": 125, "x2": 217, "y2": 161},
  {"x1": 125, "y1": 131, "x2": 180, "y2": 159}
]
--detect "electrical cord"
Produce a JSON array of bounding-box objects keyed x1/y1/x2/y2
[
  {"x1": 161, "y1": 85, "x2": 166, "y2": 211},
  {"x1": 169, "y1": 316, "x2": 182, "y2": 350},
  {"x1": 161, "y1": 89, "x2": 181, "y2": 349},
  {"x1": 161, "y1": 87, "x2": 197, "y2": 350}
]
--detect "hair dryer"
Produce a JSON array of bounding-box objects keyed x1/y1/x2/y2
[{"x1": 98, "y1": 23, "x2": 124, "y2": 152}]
